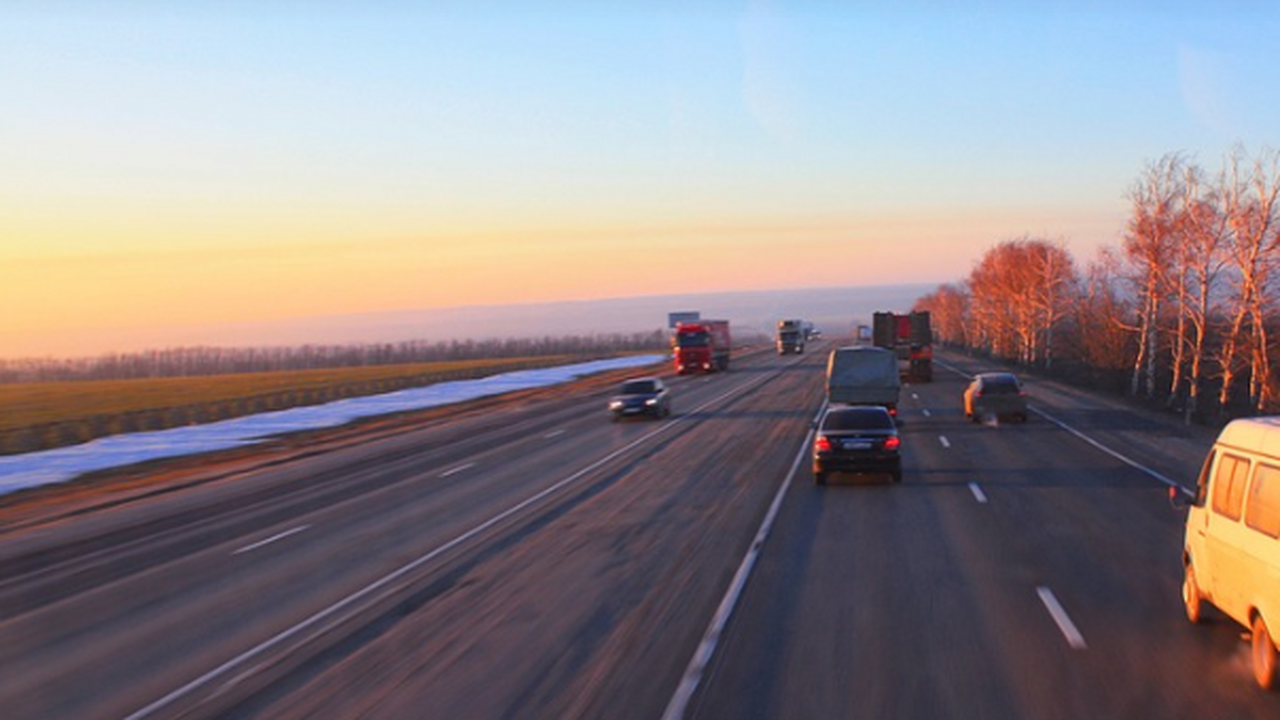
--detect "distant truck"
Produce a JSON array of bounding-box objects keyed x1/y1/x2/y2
[
  {"x1": 872, "y1": 311, "x2": 933, "y2": 382},
  {"x1": 825, "y1": 346, "x2": 901, "y2": 417},
  {"x1": 673, "y1": 320, "x2": 731, "y2": 374},
  {"x1": 776, "y1": 319, "x2": 806, "y2": 355}
]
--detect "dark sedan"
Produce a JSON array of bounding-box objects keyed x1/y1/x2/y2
[
  {"x1": 813, "y1": 405, "x2": 902, "y2": 485},
  {"x1": 963, "y1": 372, "x2": 1028, "y2": 423},
  {"x1": 608, "y1": 377, "x2": 671, "y2": 421}
]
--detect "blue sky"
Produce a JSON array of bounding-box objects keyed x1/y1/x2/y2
[{"x1": 2, "y1": 1, "x2": 1278, "y2": 355}]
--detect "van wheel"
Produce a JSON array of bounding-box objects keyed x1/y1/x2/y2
[
  {"x1": 1182, "y1": 564, "x2": 1203, "y2": 624},
  {"x1": 1254, "y1": 615, "x2": 1278, "y2": 690}
]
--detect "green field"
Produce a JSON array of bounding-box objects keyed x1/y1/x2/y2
[{"x1": 0, "y1": 356, "x2": 579, "y2": 455}]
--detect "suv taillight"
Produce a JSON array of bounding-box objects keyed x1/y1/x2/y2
[
  {"x1": 883, "y1": 436, "x2": 901, "y2": 451},
  {"x1": 815, "y1": 436, "x2": 832, "y2": 452}
]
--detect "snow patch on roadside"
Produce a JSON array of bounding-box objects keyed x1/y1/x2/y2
[{"x1": 0, "y1": 354, "x2": 665, "y2": 496}]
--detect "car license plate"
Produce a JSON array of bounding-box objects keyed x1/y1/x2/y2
[{"x1": 843, "y1": 440, "x2": 872, "y2": 450}]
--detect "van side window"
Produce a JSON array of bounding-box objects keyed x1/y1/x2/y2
[
  {"x1": 1211, "y1": 453, "x2": 1250, "y2": 521},
  {"x1": 1246, "y1": 463, "x2": 1280, "y2": 538}
]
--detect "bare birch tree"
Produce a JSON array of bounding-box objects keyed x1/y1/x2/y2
[
  {"x1": 1122, "y1": 154, "x2": 1185, "y2": 400},
  {"x1": 1025, "y1": 238, "x2": 1077, "y2": 370},
  {"x1": 914, "y1": 283, "x2": 970, "y2": 347},
  {"x1": 968, "y1": 237, "x2": 1077, "y2": 367},
  {"x1": 1217, "y1": 146, "x2": 1280, "y2": 414},
  {"x1": 1175, "y1": 161, "x2": 1230, "y2": 421},
  {"x1": 1071, "y1": 249, "x2": 1136, "y2": 380}
]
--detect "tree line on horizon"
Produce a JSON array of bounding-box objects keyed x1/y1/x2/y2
[
  {"x1": 914, "y1": 145, "x2": 1280, "y2": 423},
  {"x1": 0, "y1": 331, "x2": 671, "y2": 384}
]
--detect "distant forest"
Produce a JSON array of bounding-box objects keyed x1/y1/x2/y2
[
  {"x1": 915, "y1": 146, "x2": 1280, "y2": 423},
  {"x1": 0, "y1": 330, "x2": 670, "y2": 384}
]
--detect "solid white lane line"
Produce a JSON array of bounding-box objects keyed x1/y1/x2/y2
[
  {"x1": 1037, "y1": 586, "x2": 1087, "y2": 650},
  {"x1": 968, "y1": 482, "x2": 988, "y2": 504},
  {"x1": 233, "y1": 526, "x2": 310, "y2": 555},
  {"x1": 128, "y1": 364, "x2": 776, "y2": 720},
  {"x1": 661, "y1": 412, "x2": 816, "y2": 720},
  {"x1": 440, "y1": 462, "x2": 476, "y2": 478},
  {"x1": 1031, "y1": 407, "x2": 1181, "y2": 489},
  {"x1": 939, "y1": 435, "x2": 951, "y2": 449}
]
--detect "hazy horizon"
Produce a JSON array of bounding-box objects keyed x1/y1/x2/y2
[{"x1": 4, "y1": 283, "x2": 934, "y2": 360}]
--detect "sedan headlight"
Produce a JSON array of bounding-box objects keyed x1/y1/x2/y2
[
  {"x1": 609, "y1": 400, "x2": 624, "y2": 410},
  {"x1": 645, "y1": 398, "x2": 659, "y2": 406}
]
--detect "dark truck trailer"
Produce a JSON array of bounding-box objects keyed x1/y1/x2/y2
[{"x1": 872, "y1": 311, "x2": 933, "y2": 382}]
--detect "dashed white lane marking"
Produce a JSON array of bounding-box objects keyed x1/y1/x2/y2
[
  {"x1": 968, "y1": 482, "x2": 988, "y2": 504},
  {"x1": 939, "y1": 435, "x2": 951, "y2": 449},
  {"x1": 543, "y1": 429, "x2": 566, "y2": 438},
  {"x1": 1037, "y1": 586, "x2": 1088, "y2": 650},
  {"x1": 440, "y1": 462, "x2": 476, "y2": 478},
  {"x1": 234, "y1": 526, "x2": 310, "y2": 555},
  {"x1": 922, "y1": 408, "x2": 932, "y2": 417},
  {"x1": 911, "y1": 393, "x2": 920, "y2": 400}
]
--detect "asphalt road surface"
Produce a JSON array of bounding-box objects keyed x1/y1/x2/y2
[{"x1": 1, "y1": 343, "x2": 1275, "y2": 719}]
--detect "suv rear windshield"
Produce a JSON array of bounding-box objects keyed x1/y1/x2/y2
[{"x1": 822, "y1": 408, "x2": 893, "y2": 430}]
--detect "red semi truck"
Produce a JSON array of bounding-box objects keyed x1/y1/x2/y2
[
  {"x1": 872, "y1": 311, "x2": 933, "y2": 382},
  {"x1": 673, "y1": 320, "x2": 731, "y2": 374}
]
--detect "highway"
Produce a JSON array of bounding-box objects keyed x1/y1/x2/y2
[{"x1": 1, "y1": 342, "x2": 1276, "y2": 719}]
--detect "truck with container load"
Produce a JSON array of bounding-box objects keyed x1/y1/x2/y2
[
  {"x1": 825, "y1": 346, "x2": 901, "y2": 417},
  {"x1": 673, "y1": 320, "x2": 731, "y2": 374},
  {"x1": 776, "y1": 319, "x2": 806, "y2": 355},
  {"x1": 872, "y1": 310, "x2": 933, "y2": 382}
]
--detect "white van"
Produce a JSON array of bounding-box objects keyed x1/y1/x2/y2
[{"x1": 1179, "y1": 417, "x2": 1280, "y2": 689}]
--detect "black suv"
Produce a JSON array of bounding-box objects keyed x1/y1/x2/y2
[{"x1": 813, "y1": 405, "x2": 902, "y2": 485}]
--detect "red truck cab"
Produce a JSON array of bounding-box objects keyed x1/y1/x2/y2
[{"x1": 673, "y1": 320, "x2": 731, "y2": 374}]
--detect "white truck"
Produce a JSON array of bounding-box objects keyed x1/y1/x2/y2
[
  {"x1": 776, "y1": 319, "x2": 806, "y2": 355},
  {"x1": 825, "y1": 346, "x2": 901, "y2": 417}
]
